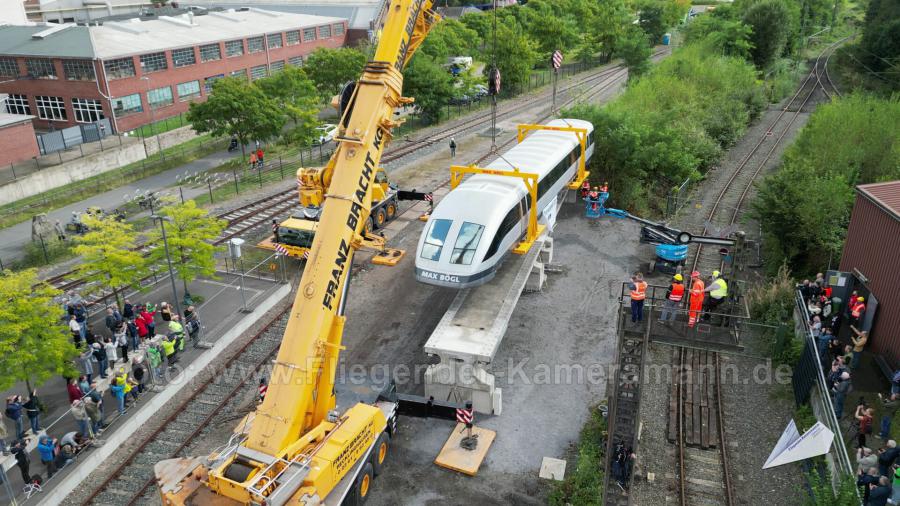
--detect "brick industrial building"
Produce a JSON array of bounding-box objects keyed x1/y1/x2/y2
[{"x1": 0, "y1": 8, "x2": 347, "y2": 133}]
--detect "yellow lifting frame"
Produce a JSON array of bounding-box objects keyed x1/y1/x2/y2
[
  {"x1": 450, "y1": 164, "x2": 546, "y2": 255},
  {"x1": 516, "y1": 123, "x2": 590, "y2": 190}
]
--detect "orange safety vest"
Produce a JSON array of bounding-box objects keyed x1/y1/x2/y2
[
  {"x1": 631, "y1": 281, "x2": 647, "y2": 301},
  {"x1": 669, "y1": 282, "x2": 684, "y2": 302},
  {"x1": 851, "y1": 302, "x2": 865, "y2": 318},
  {"x1": 600, "y1": 184, "x2": 608, "y2": 192}
]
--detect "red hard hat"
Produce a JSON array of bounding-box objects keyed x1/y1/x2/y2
[{"x1": 691, "y1": 271, "x2": 700, "y2": 278}]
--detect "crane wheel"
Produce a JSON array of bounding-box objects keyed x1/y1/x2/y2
[
  {"x1": 374, "y1": 207, "x2": 387, "y2": 228},
  {"x1": 372, "y1": 432, "x2": 389, "y2": 476},
  {"x1": 385, "y1": 201, "x2": 397, "y2": 221},
  {"x1": 354, "y1": 462, "x2": 374, "y2": 504},
  {"x1": 365, "y1": 217, "x2": 374, "y2": 234}
]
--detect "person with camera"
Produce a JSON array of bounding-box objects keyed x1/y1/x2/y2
[{"x1": 856, "y1": 403, "x2": 876, "y2": 449}]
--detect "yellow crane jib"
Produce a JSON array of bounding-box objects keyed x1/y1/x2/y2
[
  {"x1": 516, "y1": 123, "x2": 590, "y2": 190},
  {"x1": 154, "y1": 1, "x2": 439, "y2": 504},
  {"x1": 450, "y1": 164, "x2": 546, "y2": 255}
]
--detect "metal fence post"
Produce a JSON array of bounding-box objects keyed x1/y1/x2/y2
[
  {"x1": 233, "y1": 169, "x2": 240, "y2": 195},
  {"x1": 9, "y1": 164, "x2": 16, "y2": 180},
  {"x1": 257, "y1": 163, "x2": 263, "y2": 188},
  {"x1": 208, "y1": 178, "x2": 214, "y2": 203},
  {"x1": 279, "y1": 156, "x2": 284, "y2": 179},
  {"x1": 300, "y1": 147, "x2": 304, "y2": 166}
]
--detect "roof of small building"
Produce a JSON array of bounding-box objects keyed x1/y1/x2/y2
[
  {"x1": 0, "y1": 112, "x2": 36, "y2": 128},
  {"x1": 0, "y1": 8, "x2": 345, "y2": 60},
  {"x1": 858, "y1": 181, "x2": 900, "y2": 221}
]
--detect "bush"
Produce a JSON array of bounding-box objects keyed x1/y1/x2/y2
[
  {"x1": 564, "y1": 44, "x2": 764, "y2": 215},
  {"x1": 752, "y1": 94, "x2": 900, "y2": 276}
]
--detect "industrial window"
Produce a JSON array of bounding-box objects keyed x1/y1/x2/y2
[
  {"x1": 172, "y1": 47, "x2": 196, "y2": 68},
  {"x1": 267, "y1": 33, "x2": 283, "y2": 49},
  {"x1": 147, "y1": 86, "x2": 173, "y2": 109},
  {"x1": 303, "y1": 27, "x2": 316, "y2": 41},
  {"x1": 250, "y1": 65, "x2": 267, "y2": 80},
  {"x1": 199, "y1": 43, "x2": 221, "y2": 62},
  {"x1": 285, "y1": 31, "x2": 300, "y2": 45},
  {"x1": 4, "y1": 94, "x2": 30, "y2": 115},
  {"x1": 204, "y1": 74, "x2": 224, "y2": 93},
  {"x1": 247, "y1": 36, "x2": 264, "y2": 53},
  {"x1": 72, "y1": 98, "x2": 104, "y2": 123},
  {"x1": 270, "y1": 60, "x2": 285, "y2": 73},
  {"x1": 111, "y1": 93, "x2": 142, "y2": 117},
  {"x1": 450, "y1": 222, "x2": 485, "y2": 265},
  {"x1": 318, "y1": 25, "x2": 331, "y2": 39},
  {"x1": 63, "y1": 59, "x2": 95, "y2": 81},
  {"x1": 334, "y1": 23, "x2": 345, "y2": 36},
  {"x1": 0, "y1": 58, "x2": 18, "y2": 77},
  {"x1": 288, "y1": 56, "x2": 303, "y2": 67},
  {"x1": 35, "y1": 95, "x2": 67, "y2": 121},
  {"x1": 26, "y1": 58, "x2": 56, "y2": 79},
  {"x1": 230, "y1": 69, "x2": 247, "y2": 81},
  {"x1": 420, "y1": 219, "x2": 452, "y2": 261},
  {"x1": 176, "y1": 80, "x2": 201, "y2": 100},
  {"x1": 225, "y1": 39, "x2": 244, "y2": 57},
  {"x1": 104, "y1": 57, "x2": 135, "y2": 79},
  {"x1": 140, "y1": 52, "x2": 168, "y2": 73}
]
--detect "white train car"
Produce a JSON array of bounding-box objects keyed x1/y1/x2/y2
[{"x1": 415, "y1": 119, "x2": 594, "y2": 288}]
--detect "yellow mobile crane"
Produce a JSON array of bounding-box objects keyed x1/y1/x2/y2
[{"x1": 154, "y1": 1, "x2": 439, "y2": 503}]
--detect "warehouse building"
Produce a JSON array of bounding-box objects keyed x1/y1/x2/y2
[
  {"x1": 838, "y1": 180, "x2": 900, "y2": 368},
  {"x1": 0, "y1": 8, "x2": 347, "y2": 132}
]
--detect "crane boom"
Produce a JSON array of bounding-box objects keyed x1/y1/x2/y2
[{"x1": 154, "y1": 2, "x2": 438, "y2": 504}]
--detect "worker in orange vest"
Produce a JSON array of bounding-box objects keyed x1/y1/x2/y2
[
  {"x1": 850, "y1": 296, "x2": 866, "y2": 327},
  {"x1": 688, "y1": 271, "x2": 705, "y2": 328},
  {"x1": 581, "y1": 180, "x2": 590, "y2": 199},
  {"x1": 659, "y1": 273, "x2": 685, "y2": 323},
  {"x1": 589, "y1": 187, "x2": 600, "y2": 211},
  {"x1": 629, "y1": 272, "x2": 648, "y2": 324}
]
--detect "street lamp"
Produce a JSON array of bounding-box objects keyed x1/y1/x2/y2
[
  {"x1": 151, "y1": 214, "x2": 183, "y2": 319},
  {"x1": 140, "y1": 76, "x2": 164, "y2": 160}
]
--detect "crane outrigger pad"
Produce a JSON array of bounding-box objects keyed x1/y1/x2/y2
[
  {"x1": 434, "y1": 423, "x2": 495, "y2": 476},
  {"x1": 371, "y1": 248, "x2": 405, "y2": 265}
]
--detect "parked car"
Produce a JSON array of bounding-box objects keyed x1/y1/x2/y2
[{"x1": 314, "y1": 124, "x2": 339, "y2": 145}]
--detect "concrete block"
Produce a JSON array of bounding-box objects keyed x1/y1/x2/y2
[
  {"x1": 526, "y1": 261, "x2": 546, "y2": 292},
  {"x1": 539, "y1": 457, "x2": 566, "y2": 480}
]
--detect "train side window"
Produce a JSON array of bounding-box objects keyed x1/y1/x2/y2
[
  {"x1": 421, "y1": 219, "x2": 452, "y2": 261},
  {"x1": 450, "y1": 222, "x2": 485, "y2": 265}
]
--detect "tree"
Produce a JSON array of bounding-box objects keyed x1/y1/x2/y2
[
  {"x1": 255, "y1": 67, "x2": 320, "y2": 145},
  {"x1": 742, "y1": 0, "x2": 794, "y2": 68},
  {"x1": 684, "y1": 16, "x2": 754, "y2": 60},
  {"x1": 403, "y1": 55, "x2": 455, "y2": 121},
  {"x1": 0, "y1": 270, "x2": 78, "y2": 391},
  {"x1": 419, "y1": 18, "x2": 481, "y2": 61},
  {"x1": 486, "y1": 21, "x2": 539, "y2": 94},
  {"x1": 73, "y1": 216, "x2": 148, "y2": 308},
  {"x1": 303, "y1": 47, "x2": 367, "y2": 100},
  {"x1": 188, "y1": 77, "x2": 287, "y2": 157},
  {"x1": 146, "y1": 200, "x2": 226, "y2": 295},
  {"x1": 636, "y1": 0, "x2": 668, "y2": 43},
  {"x1": 583, "y1": 0, "x2": 632, "y2": 62},
  {"x1": 617, "y1": 27, "x2": 652, "y2": 79}
]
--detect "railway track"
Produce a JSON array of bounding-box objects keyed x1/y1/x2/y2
[
  {"x1": 83, "y1": 307, "x2": 291, "y2": 506},
  {"x1": 688, "y1": 36, "x2": 848, "y2": 276}
]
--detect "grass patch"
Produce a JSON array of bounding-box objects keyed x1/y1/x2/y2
[
  {"x1": 548, "y1": 404, "x2": 607, "y2": 506},
  {"x1": 0, "y1": 135, "x2": 224, "y2": 230},
  {"x1": 764, "y1": 58, "x2": 808, "y2": 103},
  {"x1": 6, "y1": 239, "x2": 75, "y2": 270},
  {"x1": 130, "y1": 113, "x2": 189, "y2": 138}
]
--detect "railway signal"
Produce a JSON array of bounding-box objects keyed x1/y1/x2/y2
[{"x1": 551, "y1": 49, "x2": 563, "y2": 113}]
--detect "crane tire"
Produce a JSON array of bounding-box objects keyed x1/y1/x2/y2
[
  {"x1": 385, "y1": 200, "x2": 397, "y2": 221},
  {"x1": 374, "y1": 207, "x2": 387, "y2": 228},
  {"x1": 365, "y1": 217, "x2": 374, "y2": 235},
  {"x1": 353, "y1": 462, "x2": 374, "y2": 504},
  {"x1": 372, "y1": 432, "x2": 390, "y2": 476}
]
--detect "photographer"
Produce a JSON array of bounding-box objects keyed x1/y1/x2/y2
[{"x1": 856, "y1": 403, "x2": 875, "y2": 449}]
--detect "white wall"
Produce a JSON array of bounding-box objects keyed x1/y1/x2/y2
[{"x1": 0, "y1": 0, "x2": 29, "y2": 25}]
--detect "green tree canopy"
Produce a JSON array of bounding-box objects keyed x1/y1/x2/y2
[
  {"x1": 188, "y1": 77, "x2": 287, "y2": 156},
  {"x1": 146, "y1": 200, "x2": 226, "y2": 294},
  {"x1": 742, "y1": 0, "x2": 794, "y2": 68},
  {"x1": 303, "y1": 47, "x2": 367, "y2": 99},
  {"x1": 73, "y1": 216, "x2": 149, "y2": 307},
  {"x1": 255, "y1": 66, "x2": 320, "y2": 145},
  {"x1": 403, "y1": 55, "x2": 455, "y2": 121},
  {"x1": 0, "y1": 270, "x2": 77, "y2": 391},
  {"x1": 486, "y1": 21, "x2": 539, "y2": 94},
  {"x1": 684, "y1": 15, "x2": 754, "y2": 60},
  {"x1": 617, "y1": 26, "x2": 653, "y2": 79}
]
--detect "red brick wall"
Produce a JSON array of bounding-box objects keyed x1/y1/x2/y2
[
  {"x1": 0, "y1": 120, "x2": 40, "y2": 166},
  {"x1": 0, "y1": 22, "x2": 348, "y2": 133}
]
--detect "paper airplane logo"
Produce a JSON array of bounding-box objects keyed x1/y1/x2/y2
[{"x1": 763, "y1": 420, "x2": 834, "y2": 469}]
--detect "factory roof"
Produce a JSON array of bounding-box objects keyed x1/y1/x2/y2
[
  {"x1": 0, "y1": 8, "x2": 345, "y2": 60},
  {"x1": 858, "y1": 181, "x2": 900, "y2": 221}
]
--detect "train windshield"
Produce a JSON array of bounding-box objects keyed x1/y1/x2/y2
[
  {"x1": 450, "y1": 222, "x2": 484, "y2": 265},
  {"x1": 421, "y1": 219, "x2": 452, "y2": 261}
]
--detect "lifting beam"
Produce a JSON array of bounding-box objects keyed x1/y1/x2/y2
[
  {"x1": 516, "y1": 123, "x2": 590, "y2": 190},
  {"x1": 450, "y1": 164, "x2": 545, "y2": 254}
]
